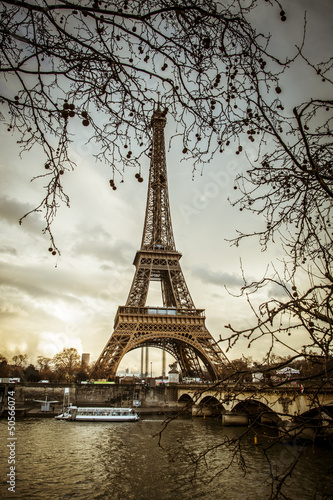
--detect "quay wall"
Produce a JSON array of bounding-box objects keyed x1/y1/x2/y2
[{"x1": 1, "y1": 382, "x2": 179, "y2": 410}]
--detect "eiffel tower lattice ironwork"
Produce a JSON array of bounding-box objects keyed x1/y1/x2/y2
[{"x1": 93, "y1": 107, "x2": 229, "y2": 380}]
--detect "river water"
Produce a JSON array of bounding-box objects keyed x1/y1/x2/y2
[{"x1": 1, "y1": 416, "x2": 332, "y2": 500}]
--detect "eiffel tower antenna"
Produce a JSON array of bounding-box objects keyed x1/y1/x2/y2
[{"x1": 93, "y1": 107, "x2": 228, "y2": 380}]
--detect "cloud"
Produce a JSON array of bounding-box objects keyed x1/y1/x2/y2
[
  {"x1": 192, "y1": 266, "x2": 245, "y2": 288},
  {"x1": 0, "y1": 261, "x2": 63, "y2": 301},
  {"x1": 0, "y1": 245, "x2": 17, "y2": 256},
  {"x1": 0, "y1": 196, "x2": 30, "y2": 224},
  {"x1": 100, "y1": 264, "x2": 112, "y2": 271},
  {"x1": 267, "y1": 282, "x2": 290, "y2": 299},
  {"x1": 0, "y1": 257, "x2": 106, "y2": 304},
  {"x1": 0, "y1": 195, "x2": 44, "y2": 234},
  {"x1": 69, "y1": 223, "x2": 136, "y2": 264}
]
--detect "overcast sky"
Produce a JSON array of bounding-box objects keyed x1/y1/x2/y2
[{"x1": 0, "y1": 0, "x2": 332, "y2": 375}]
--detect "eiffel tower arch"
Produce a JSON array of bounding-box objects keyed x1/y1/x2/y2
[{"x1": 93, "y1": 106, "x2": 228, "y2": 381}]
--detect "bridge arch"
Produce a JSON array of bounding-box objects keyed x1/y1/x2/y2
[
  {"x1": 297, "y1": 403, "x2": 333, "y2": 421},
  {"x1": 178, "y1": 393, "x2": 194, "y2": 407},
  {"x1": 181, "y1": 393, "x2": 225, "y2": 417},
  {"x1": 199, "y1": 395, "x2": 225, "y2": 415},
  {"x1": 232, "y1": 399, "x2": 280, "y2": 425}
]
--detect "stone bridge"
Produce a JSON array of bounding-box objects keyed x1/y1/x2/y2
[
  {"x1": 1, "y1": 382, "x2": 333, "y2": 433},
  {"x1": 177, "y1": 384, "x2": 333, "y2": 426}
]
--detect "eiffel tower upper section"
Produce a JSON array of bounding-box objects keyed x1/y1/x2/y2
[
  {"x1": 141, "y1": 106, "x2": 176, "y2": 252},
  {"x1": 125, "y1": 106, "x2": 195, "y2": 311}
]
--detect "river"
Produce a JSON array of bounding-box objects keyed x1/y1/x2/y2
[{"x1": 1, "y1": 416, "x2": 332, "y2": 499}]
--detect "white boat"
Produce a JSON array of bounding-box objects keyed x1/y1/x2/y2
[{"x1": 55, "y1": 405, "x2": 139, "y2": 422}]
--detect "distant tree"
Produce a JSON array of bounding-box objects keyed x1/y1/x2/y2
[
  {"x1": 75, "y1": 368, "x2": 89, "y2": 382},
  {"x1": 52, "y1": 347, "x2": 80, "y2": 382},
  {"x1": 0, "y1": 354, "x2": 9, "y2": 377},
  {"x1": 24, "y1": 364, "x2": 40, "y2": 382},
  {"x1": 223, "y1": 356, "x2": 252, "y2": 383},
  {"x1": 36, "y1": 356, "x2": 52, "y2": 371},
  {"x1": 262, "y1": 354, "x2": 292, "y2": 368},
  {"x1": 91, "y1": 363, "x2": 113, "y2": 381},
  {"x1": 11, "y1": 354, "x2": 28, "y2": 367},
  {"x1": 36, "y1": 356, "x2": 53, "y2": 380}
]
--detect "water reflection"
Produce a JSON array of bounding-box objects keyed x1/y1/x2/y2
[{"x1": 0, "y1": 417, "x2": 332, "y2": 499}]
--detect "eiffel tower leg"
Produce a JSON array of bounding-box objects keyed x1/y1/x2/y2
[
  {"x1": 127, "y1": 267, "x2": 152, "y2": 307},
  {"x1": 140, "y1": 346, "x2": 144, "y2": 379},
  {"x1": 162, "y1": 348, "x2": 166, "y2": 378},
  {"x1": 179, "y1": 345, "x2": 205, "y2": 378},
  {"x1": 145, "y1": 345, "x2": 149, "y2": 378}
]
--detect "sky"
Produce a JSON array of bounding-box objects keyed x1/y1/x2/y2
[{"x1": 0, "y1": 0, "x2": 332, "y2": 375}]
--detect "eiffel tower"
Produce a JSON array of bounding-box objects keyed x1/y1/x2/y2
[{"x1": 93, "y1": 106, "x2": 228, "y2": 381}]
